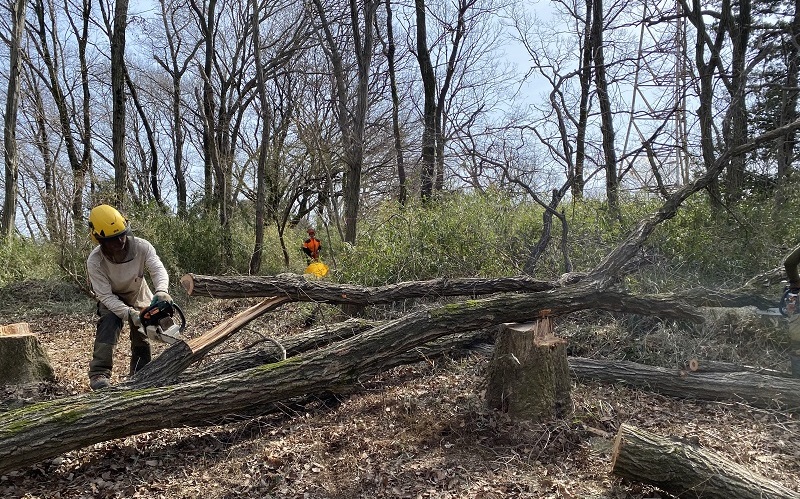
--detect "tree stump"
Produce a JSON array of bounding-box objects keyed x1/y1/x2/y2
[
  {"x1": 0, "y1": 323, "x2": 55, "y2": 384},
  {"x1": 485, "y1": 313, "x2": 572, "y2": 421}
]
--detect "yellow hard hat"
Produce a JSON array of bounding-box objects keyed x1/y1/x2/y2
[{"x1": 88, "y1": 204, "x2": 129, "y2": 244}]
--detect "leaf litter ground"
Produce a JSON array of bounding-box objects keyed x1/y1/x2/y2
[{"x1": 0, "y1": 296, "x2": 799, "y2": 499}]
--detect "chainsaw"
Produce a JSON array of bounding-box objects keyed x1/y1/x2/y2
[{"x1": 139, "y1": 300, "x2": 186, "y2": 344}]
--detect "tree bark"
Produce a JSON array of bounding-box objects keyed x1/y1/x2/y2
[
  {"x1": 685, "y1": 358, "x2": 794, "y2": 378},
  {"x1": 180, "y1": 272, "x2": 772, "y2": 310},
  {"x1": 1, "y1": 0, "x2": 26, "y2": 237},
  {"x1": 180, "y1": 273, "x2": 557, "y2": 302},
  {"x1": 590, "y1": 0, "x2": 619, "y2": 215},
  {"x1": 611, "y1": 423, "x2": 799, "y2": 499},
  {"x1": 570, "y1": 357, "x2": 800, "y2": 411},
  {"x1": 110, "y1": 0, "x2": 129, "y2": 205},
  {"x1": 127, "y1": 297, "x2": 290, "y2": 386},
  {"x1": 0, "y1": 284, "x2": 705, "y2": 473},
  {"x1": 415, "y1": 0, "x2": 436, "y2": 200},
  {"x1": 0, "y1": 323, "x2": 55, "y2": 384},
  {"x1": 486, "y1": 320, "x2": 571, "y2": 421}
]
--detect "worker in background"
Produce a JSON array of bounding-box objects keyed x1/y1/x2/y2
[
  {"x1": 302, "y1": 227, "x2": 322, "y2": 261},
  {"x1": 85, "y1": 204, "x2": 172, "y2": 390},
  {"x1": 782, "y1": 245, "x2": 800, "y2": 377}
]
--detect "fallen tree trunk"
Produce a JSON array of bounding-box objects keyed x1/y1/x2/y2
[
  {"x1": 180, "y1": 273, "x2": 557, "y2": 302},
  {"x1": 684, "y1": 358, "x2": 793, "y2": 378},
  {"x1": 180, "y1": 318, "x2": 380, "y2": 381},
  {"x1": 127, "y1": 296, "x2": 291, "y2": 387},
  {"x1": 179, "y1": 325, "x2": 800, "y2": 413},
  {"x1": 132, "y1": 282, "x2": 703, "y2": 387},
  {"x1": 0, "y1": 285, "x2": 700, "y2": 473},
  {"x1": 180, "y1": 273, "x2": 773, "y2": 310},
  {"x1": 570, "y1": 357, "x2": 800, "y2": 411},
  {"x1": 611, "y1": 423, "x2": 798, "y2": 499}
]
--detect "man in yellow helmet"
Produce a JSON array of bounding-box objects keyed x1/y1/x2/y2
[
  {"x1": 784, "y1": 246, "x2": 800, "y2": 377},
  {"x1": 86, "y1": 204, "x2": 172, "y2": 390}
]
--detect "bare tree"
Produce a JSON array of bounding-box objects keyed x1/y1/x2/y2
[
  {"x1": 378, "y1": 0, "x2": 407, "y2": 204},
  {"x1": 247, "y1": 0, "x2": 310, "y2": 272},
  {"x1": 19, "y1": 63, "x2": 60, "y2": 239},
  {"x1": 589, "y1": 0, "x2": 619, "y2": 215},
  {"x1": 28, "y1": 0, "x2": 93, "y2": 240},
  {"x1": 414, "y1": 0, "x2": 436, "y2": 200},
  {"x1": 721, "y1": 0, "x2": 752, "y2": 203},
  {"x1": 109, "y1": 0, "x2": 129, "y2": 206},
  {"x1": 310, "y1": 0, "x2": 379, "y2": 244},
  {"x1": 152, "y1": 0, "x2": 202, "y2": 217},
  {"x1": 1, "y1": 0, "x2": 27, "y2": 237}
]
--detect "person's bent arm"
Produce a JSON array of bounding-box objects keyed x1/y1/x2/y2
[{"x1": 785, "y1": 245, "x2": 800, "y2": 290}]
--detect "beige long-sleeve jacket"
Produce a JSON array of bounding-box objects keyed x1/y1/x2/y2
[{"x1": 87, "y1": 236, "x2": 169, "y2": 319}]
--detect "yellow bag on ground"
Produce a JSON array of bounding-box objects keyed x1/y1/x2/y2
[{"x1": 305, "y1": 261, "x2": 329, "y2": 278}]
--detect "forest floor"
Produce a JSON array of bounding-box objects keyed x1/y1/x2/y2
[{"x1": 0, "y1": 281, "x2": 799, "y2": 499}]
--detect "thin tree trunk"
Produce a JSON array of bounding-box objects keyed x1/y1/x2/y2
[
  {"x1": 722, "y1": 0, "x2": 750, "y2": 203},
  {"x1": 681, "y1": 0, "x2": 726, "y2": 207},
  {"x1": 32, "y1": 0, "x2": 88, "y2": 237},
  {"x1": 2, "y1": 0, "x2": 27, "y2": 237},
  {"x1": 110, "y1": 0, "x2": 129, "y2": 206},
  {"x1": 415, "y1": 0, "x2": 436, "y2": 200},
  {"x1": 590, "y1": 0, "x2": 619, "y2": 215},
  {"x1": 123, "y1": 65, "x2": 161, "y2": 206},
  {"x1": 249, "y1": 0, "x2": 268, "y2": 275},
  {"x1": 384, "y1": 0, "x2": 406, "y2": 204},
  {"x1": 573, "y1": 0, "x2": 592, "y2": 200}
]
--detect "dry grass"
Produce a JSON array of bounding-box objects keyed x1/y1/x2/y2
[{"x1": 0, "y1": 289, "x2": 799, "y2": 498}]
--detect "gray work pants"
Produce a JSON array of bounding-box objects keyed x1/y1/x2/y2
[{"x1": 88, "y1": 302, "x2": 151, "y2": 379}]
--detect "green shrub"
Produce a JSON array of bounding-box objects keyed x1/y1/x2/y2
[
  {"x1": 127, "y1": 204, "x2": 256, "y2": 276},
  {"x1": 0, "y1": 237, "x2": 60, "y2": 286},
  {"x1": 335, "y1": 191, "x2": 544, "y2": 285}
]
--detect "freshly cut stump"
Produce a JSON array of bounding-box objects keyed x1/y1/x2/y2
[
  {"x1": 485, "y1": 317, "x2": 571, "y2": 421},
  {"x1": 0, "y1": 323, "x2": 55, "y2": 384}
]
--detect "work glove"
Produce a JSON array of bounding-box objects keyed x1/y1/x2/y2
[
  {"x1": 128, "y1": 307, "x2": 142, "y2": 327},
  {"x1": 153, "y1": 290, "x2": 173, "y2": 304}
]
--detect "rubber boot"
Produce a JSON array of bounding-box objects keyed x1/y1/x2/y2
[
  {"x1": 129, "y1": 344, "x2": 152, "y2": 376},
  {"x1": 88, "y1": 342, "x2": 115, "y2": 389}
]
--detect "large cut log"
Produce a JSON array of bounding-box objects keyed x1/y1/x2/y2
[
  {"x1": 486, "y1": 318, "x2": 571, "y2": 421},
  {"x1": 570, "y1": 357, "x2": 800, "y2": 411},
  {"x1": 0, "y1": 284, "x2": 701, "y2": 473},
  {"x1": 0, "y1": 323, "x2": 55, "y2": 384},
  {"x1": 611, "y1": 423, "x2": 799, "y2": 499},
  {"x1": 180, "y1": 273, "x2": 557, "y2": 302},
  {"x1": 128, "y1": 296, "x2": 290, "y2": 386}
]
